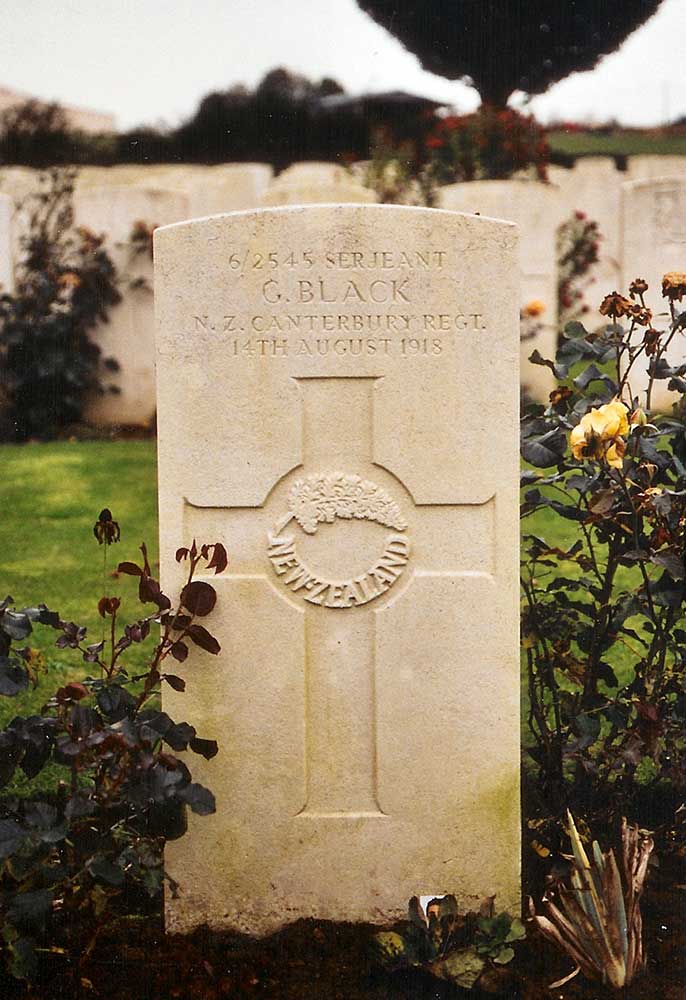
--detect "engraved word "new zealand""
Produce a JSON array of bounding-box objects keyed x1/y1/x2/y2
[{"x1": 267, "y1": 534, "x2": 410, "y2": 608}]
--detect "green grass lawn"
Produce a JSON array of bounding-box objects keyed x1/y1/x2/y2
[
  {"x1": 548, "y1": 129, "x2": 686, "y2": 158},
  {"x1": 1, "y1": 440, "x2": 158, "y2": 612},
  {"x1": 0, "y1": 441, "x2": 159, "y2": 745}
]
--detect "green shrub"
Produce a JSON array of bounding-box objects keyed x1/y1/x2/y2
[
  {"x1": 521, "y1": 274, "x2": 686, "y2": 829},
  {"x1": 0, "y1": 510, "x2": 225, "y2": 982},
  {"x1": 0, "y1": 169, "x2": 121, "y2": 440}
]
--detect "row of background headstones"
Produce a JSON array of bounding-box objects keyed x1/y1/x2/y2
[{"x1": 0, "y1": 155, "x2": 685, "y2": 421}]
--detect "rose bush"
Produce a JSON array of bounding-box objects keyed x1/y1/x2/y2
[{"x1": 521, "y1": 272, "x2": 686, "y2": 839}]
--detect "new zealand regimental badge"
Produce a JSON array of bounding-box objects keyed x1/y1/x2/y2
[{"x1": 267, "y1": 472, "x2": 410, "y2": 608}]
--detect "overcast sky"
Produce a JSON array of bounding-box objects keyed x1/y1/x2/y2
[{"x1": 1, "y1": 0, "x2": 685, "y2": 130}]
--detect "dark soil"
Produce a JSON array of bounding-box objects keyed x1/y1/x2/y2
[{"x1": 2, "y1": 855, "x2": 684, "y2": 1000}]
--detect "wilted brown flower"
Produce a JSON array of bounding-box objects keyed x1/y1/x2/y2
[
  {"x1": 549, "y1": 386, "x2": 573, "y2": 407},
  {"x1": 627, "y1": 303, "x2": 652, "y2": 326},
  {"x1": 599, "y1": 292, "x2": 633, "y2": 318},
  {"x1": 629, "y1": 277, "x2": 649, "y2": 298},
  {"x1": 643, "y1": 328, "x2": 661, "y2": 356},
  {"x1": 93, "y1": 508, "x2": 120, "y2": 545},
  {"x1": 662, "y1": 272, "x2": 686, "y2": 301}
]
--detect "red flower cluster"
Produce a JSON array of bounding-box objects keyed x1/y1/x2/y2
[{"x1": 423, "y1": 106, "x2": 549, "y2": 183}]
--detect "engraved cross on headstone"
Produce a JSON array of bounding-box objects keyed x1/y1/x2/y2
[{"x1": 184, "y1": 376, "x2": 494, "y2": 818}]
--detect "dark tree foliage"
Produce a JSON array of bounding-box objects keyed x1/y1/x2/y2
[
  {"x1": 356, "y1": 1, "x2": 664, "y2": 106},
  {"x1": 0, "y1": 71, "x2": 419, "y2": 168},
  {"x1": 170, "y1": 68, "x2": 364, "y2": 169},
  {"x1": 0, "y1": 100, "x2": 78, "y2": 167}
]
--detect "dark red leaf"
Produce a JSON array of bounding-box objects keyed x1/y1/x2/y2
[
  {"x1": 164, "y1": 613, "x2": 191, "y2": 630},
  {"x1": 181, "y1": 581, "x2": 216, "y2": 617},
  {"x1": 175, "y1": 547, "x2": 189, "y2": 563},
  {"x1": 206, "y1": 543, "x2": 228, "y2": 575},
  {"x1": 163, "y1": 673, "x2": 186, "y2": 691},
  {"x1": 170, "y1": 641, "x2": 188, "y2": 663},
  {"x1": 139, "y1": 575, "x2": 167, "y2": 607},
  {"x1": 139, "y1": 542, "x2": 152, "y2": 577},
  {"x1": 57, "y1": 682, "x2": 89, "y2": 703},
  {"x1": 117, "y1": 561, "x2": 142, "y2": 577},
  {"x1": 156, "y1": 591, "x2": 172, "y2": 611},
  {"x1": 187, "y1": 624, "x2": 220, "y2": 655},
  {"x1": 189, "y1": 737, "x2": 219, "y2": 759}
]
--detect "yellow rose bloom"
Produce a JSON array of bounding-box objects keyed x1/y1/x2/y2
[
  {"x1": 601, "y1": 399, "x2": 629, "y2": 437},
  {"x1": 604, "y1": 438, "x2": 626, "y2": 470},
  {"x1": 569, "y1": 400, "x2": 629, "y2": 467}
]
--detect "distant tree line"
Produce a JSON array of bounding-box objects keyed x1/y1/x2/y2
[{"x1": 0, "y1": 69, "x2": 429, "y2": 170}]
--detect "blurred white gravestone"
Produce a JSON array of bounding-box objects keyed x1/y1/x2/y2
[
  {"x1": 261, "y1": 174, "x2": 375, "y2": 207},
  {"x1": 154, "y1": 204, "x2": 521, "y2": 934},
  {"x1": 621, "y1": 177, "x2": 686, "y2": 410},
  {"x1": 627, "y1": 156, "x2": 686, "y2": 182},
  {"x1": 74, "y1": 185, "x2": 189, "y2": 426},
  {"x1": 189, "y1": 164, "x2": 273, "y2": 216},
  {"x1": 548, "y1": 158, "x2": 622, "y2": 323},
  {"x1": 276, "y1": 162, "x2": 351, "y2": 184},
  {"x1": 439, "y1": 180, "x2": 559, "y2": 400},
  {"x1": 0, "y1": 193, "x2": 13, "y2": 294}
]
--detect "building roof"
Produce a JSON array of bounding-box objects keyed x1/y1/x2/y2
[{"x1": 0, "y1": 85, "x2": 116, "y2": 133}]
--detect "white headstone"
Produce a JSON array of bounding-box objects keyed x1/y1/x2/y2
[
  {"x1": 75, "y1": 165, "x2": 168, "y2": 190},
  {"x1": 188, "y1": 163, "x2": 273, "y2": 216},
  {"x1": 439, "y1": 180, "x2": 559, "y2": 399},
  {"x1": 277, "y1": 162, "x2": 350, "y2": 184},
  {"x1": 621, "y1": 176, "x2": 686, "y2": 409},
  {"x1": 0, "y1": 167, "x2": 40, "y2": 259},
  {"x1": 154, "y1": 204, "x2": 521, "y2": 934},
  {"x1": 74, "y1": 185, "x2": 189, "y2": 426},
  {"x1": 627, "y1": 156, "x2": 686, "y2": 182},
  {"x1": 548, "y1": 158, "x2": 622, "y2": 322},
  {"x1": 0, "y1": 193, "x2": 13, "y2": 294},
  {"x1": 261, "y1": 175, "x2": 375, "y2": 207},
  {"x1": 0, "y1": 166, "x2": 38, "y2": 205}
]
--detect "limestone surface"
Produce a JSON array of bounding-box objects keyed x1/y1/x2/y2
[
  {"x1": 621, "y1": 176, "x2": 686, "y2": 409},
  {"x1": 155, "y1": 205, "x2": 521, "y2": 935},
  {"x1": 261, "y1": 176, "x2": 375, "y2": 207},
  {"x1": 74, "y1": 185, "x2": 189, "y2": 426},
  {"x1": 189, "y1": 164, "x2": 273, "y2": 216},
  {"x1": 439, "y1": 179, "x2": 560, "y2": 400},
  {"x1": 0, "y1": 193, "x2": 13, "y2": 294}
]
